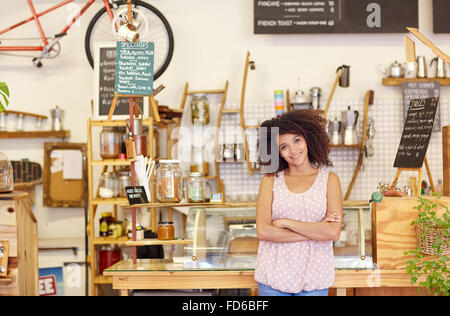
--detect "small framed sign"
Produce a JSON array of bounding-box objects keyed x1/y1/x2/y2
[
  {"x1": 93, "y1": 42, "x2": 148, "y2": 120},
  {"x1": 125, "y1": 186, "x2": 149, "y2": 205},
  {"x1": 115, "y1": 41, "x2": 154, "y2": 96},
  {"x1": 394, "y1": 97, "x2": 440, "y2": 169}
]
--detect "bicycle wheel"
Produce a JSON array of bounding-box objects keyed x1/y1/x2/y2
[{"x1": 85, "y1": 0, "x2": 174, "y2": 80}]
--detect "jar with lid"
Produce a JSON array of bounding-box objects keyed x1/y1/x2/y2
[
  {"x1": 118, "y1": 172, "x2": 131, "y2": 198},
  {"x1": 99, "y1": 172, "x2": 116, "y2": 198},
  {"x1": 187, "y1": 172, "x2": 206, "y2": 203},
  {"x1": 100, "y1": 127, "x2": 121, "y2": 159},
  {"x1": 156, "y1": 160, "x2": 183, "y2": 203},
  {"x1": 0, "y1": 152, "x2": 13, "y2": 193},
  {"x1": 158, "y1": 221, "x2": 175, "y2": 240},
  {"x1": 99, "y1": 212, "x2": 114, "y2": 237},
  {"x1": 223, "y1": 135, "x2": 235, "y2": 161},
  {"x1": 191, "y1": 94, "x2": 210, "y2": 125}
]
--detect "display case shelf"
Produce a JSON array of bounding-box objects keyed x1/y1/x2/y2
[
  {"x1": 122, "y1": 202, "x2": 257, "y2": 209},
  {"x1": 93, "y1": 237, "x2": 130, "y2": 245},
  {"x1": 125, "y1": 238, "x2": 193, "y2": 246}
]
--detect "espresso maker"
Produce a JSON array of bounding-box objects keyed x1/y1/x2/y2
[{"x1": 341, "y1": 106, "x2": 359, "y2": 145}]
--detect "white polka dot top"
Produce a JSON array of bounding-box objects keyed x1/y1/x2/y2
[{"x1": 254, "y1": 168, "x2": 335, "y2": 293}]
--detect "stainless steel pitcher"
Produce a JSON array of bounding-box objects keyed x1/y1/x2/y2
[{"x1": 430, "y1": 57, "x2": 446, "y2": 78}]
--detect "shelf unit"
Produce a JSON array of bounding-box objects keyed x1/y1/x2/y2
[
  {"x1": 87, "y1": 118, "x2": 159, "y2": 295},
  {"x1": 179, "y1": 80, "x2": 229, "y2": 194}
]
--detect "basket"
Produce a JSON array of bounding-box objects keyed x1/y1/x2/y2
[{"x1": 416, "y1": 222, "x2": 450, "y2": 256}]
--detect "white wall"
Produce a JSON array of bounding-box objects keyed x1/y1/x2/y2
[{"x1": 1, "y1": 0, "x2": 449, "y2": 242}]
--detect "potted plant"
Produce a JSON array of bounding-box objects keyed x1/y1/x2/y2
[
  {"x1": 0, "y1": 82, "x2": 10, "y2": 113},
  {"x1": 404, "y1": 193, "x2": 450, "y2": 296}
]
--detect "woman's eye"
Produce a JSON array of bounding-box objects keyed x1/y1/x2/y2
[
  {"x1": 294, "y1": 138, "x2": 301, "y2": 143},
  {"x1": 280, "y1": 145, "x2": 287, "y2": 151}
]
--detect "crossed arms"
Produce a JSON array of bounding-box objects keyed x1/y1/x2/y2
[{"x1": 256, "y1": 173, "x2": 343, "y2": 243}]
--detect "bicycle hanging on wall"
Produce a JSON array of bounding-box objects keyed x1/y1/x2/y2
[{"x1": 0, "y1": 0, "x2": 174, "y2": 79}]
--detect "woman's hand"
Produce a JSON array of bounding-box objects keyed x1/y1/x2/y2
[
  {"x1": 272, "y1": 219, "x2": 287, "y2": 229},
  {"x1": 322, "y1": 213, "x2": 341, "y2": 223}
]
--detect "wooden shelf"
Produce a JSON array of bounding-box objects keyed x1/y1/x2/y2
[
  {"x1": 122, "y1": 202, "x2": 257, "y2": 209},
  {"x1": 126, "y1": 238, "x2": 193, "y2": 246},
  {"x1": 92, "y1": 198, "x2": 128, "y2": 205},
  {"x1": 330, "y1": 144, "x2": 362, "y2": 149},
  {"x1": 93, "y1": 237, "x2": 130, "y2": 245},
  {"x1": 222, "y1": 109, "x2": 240, "y2": 114},
  {"x1": 187, "y1": 89, "x2": 226, "y2": 95},
  {"x1": 91, "y1": 159, "x2": 131, "y2": 166},
  {"x1": 0, "y1": 130, "x2": 70, "y2": 139},
  {"x1": 94, "y1": 275, "x2": 112, "y2": 285},
  {"x1": 382, "y1": 77, "x2": 450, "y2": 86},
  {"x1": 244, "y1": 125, "x2": 260, "y2": 129}
]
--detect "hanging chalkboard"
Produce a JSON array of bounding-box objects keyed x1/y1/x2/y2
[
  {"x1": 115, "y1": 41, "x2": 154, "y2": 96},
  {"x1": 402, "y1": 81, "x2": 440, "y2": 132},
  {"x1": 93, "y1": 43, "x2": 147, "y2": 120},
  {"x1": 433, "y1": 0, "x2": 450, "y2": 33},
  {"x1": 394, "y1": 97, "x2": 440, "y2": 169},
  {"x1": 254, "y1": 0, "x2": 418, "y2": 34}
]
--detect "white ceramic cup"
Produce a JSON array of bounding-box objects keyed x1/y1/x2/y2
[{"x1": 405, "y1": 62, "x2": 418, "y2": 79}]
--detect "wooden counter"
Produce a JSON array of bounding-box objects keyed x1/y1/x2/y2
[
  {"x1": 104, "y1": 259, "x2": 419, "y2": 296},
  {"x1": 0, "y1": 191, "x2": 38, "y2": 296}
]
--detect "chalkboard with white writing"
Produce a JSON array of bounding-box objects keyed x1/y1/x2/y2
[
  {"x1": 94, "y1": 43, "x2": 145, "y2": 119},
  {"x1": 115, "y1": 41, "x2": 154, "y2": 96},
  {"x1": 433, "y1": 0, "x2": 450, "y2": 33},
  {"x1": 394, "y1": 97, "x2": 440, "y2": 169},
  {"x1": 254, "y1": 0, "x2": 418, "y2": 34},
  {"x1": 125, "y1": 186, "x2": 149, "y2": 205},
  {"x1": 402, "y1": 81, "x2": 440, "y2": 132}
]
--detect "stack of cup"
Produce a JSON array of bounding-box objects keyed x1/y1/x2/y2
[{"x1": 274, "y1": 90, "x2": 285, "y2": 116}]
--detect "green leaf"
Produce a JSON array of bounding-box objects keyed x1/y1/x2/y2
[{"x1": 0, "y1": 82, "x2": 10, "y2": 113}]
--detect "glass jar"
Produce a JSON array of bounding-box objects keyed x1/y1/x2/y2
[
  {"x1": 0, "y1": 152, "x2": 13, "y2": 193},
  {"x1": 100, "y1": 127, "x2": 121, "y2": 159},
  {"x1": 99, "y1": 212, "x2": 114, "y2": 237},
  {"x1": 191, "y1": 94, "x2": 210, "y2": 125},
  {"x1": 156, "y1": 160, "x2": 183, "y2": 203},
  {"x1": 187, "y1": 172, "x2": 206, "y2": 203},
  {"x1": 158, "y1": 221, "x2": 175, "y2": 240},
  {"x1": 118, "y1": 172, "x2": 131, "y2": 198},
  {"x1": 99, "y1": 172, "x2": 116, "y2": 199}
]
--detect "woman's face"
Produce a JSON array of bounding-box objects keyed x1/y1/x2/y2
[{"x1": 278, "y1": 133, "x2": 309, "y2": 167}]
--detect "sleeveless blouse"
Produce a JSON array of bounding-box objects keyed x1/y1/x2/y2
[{"x1": 254, "y1": 168, "x2": 335, "y2": 293}]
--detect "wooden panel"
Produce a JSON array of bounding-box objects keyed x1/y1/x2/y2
[
  {"x1": 0, "y1": 257, "x2": 19, "y2": 296},
  {"x1": 355, "y1": 287, "x2": 429, "y2": 296},
  {"x1": 374, "y1": 197, "x2": 450, "y2": 270},
  {"x1": 444, "y1": 126, "x2": 450, "y2": 196},
  {"x1": 0, "y1": 200, "x2": 17, "y2": 257},
  {"x1": 16, "y1": 199, "x2": 38, "y2": 296}
]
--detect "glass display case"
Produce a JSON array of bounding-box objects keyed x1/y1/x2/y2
[{"x1": 181, "y1": 203, "x2": 374, "y2": 270}]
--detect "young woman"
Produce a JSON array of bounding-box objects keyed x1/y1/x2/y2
[{"x1": 254, "y1": 110, "x2": 343, "y2": 296}]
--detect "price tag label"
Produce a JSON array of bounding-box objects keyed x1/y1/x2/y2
[{"x1": 125, "y1": 186, "x2": 149, "y2": 205}]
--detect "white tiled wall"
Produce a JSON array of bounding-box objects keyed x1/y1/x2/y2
[{"x1": 212, "y1": 96, "x2": 449, "y2": 201}]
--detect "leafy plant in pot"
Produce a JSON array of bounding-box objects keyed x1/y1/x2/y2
[
  {"x1": 0, "y1": 82, "x2": 13, "y2": 193},
  {"x1": 0, "y1": 82, "x2": 10, "y2": 113},
  {"x1": 404, "y1": 193, "x2": 450, "y2": 296}
]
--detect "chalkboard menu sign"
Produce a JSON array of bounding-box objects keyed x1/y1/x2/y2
[
  {"x1": 433, "y1": 0, "x2": 450, "y2": 33},
  {"x1": 94, "y1": 43, "x2": 147, "y2": 120},
  {"x1": 125, "y1": 186, "x2": 149, "y2": 205},
  {"x1": 115, "y1": 41, "x2": 154, "y2": 96},
  {"x1": 402, "y1": 81, "x2": 440, "y2": 132},
  {"x1": 394, "y1": 97, "x2": 440, "y2": 169},
  {"x1": 254, "y1": 0, "x2": 418, "y2": 34}
]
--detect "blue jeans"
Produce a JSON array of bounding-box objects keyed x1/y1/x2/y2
[{"x1": 258, "y1": 283, "x2": 329, "y2": 296}]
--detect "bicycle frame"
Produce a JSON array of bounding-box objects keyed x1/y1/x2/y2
[{"x1": 0, "y1": 0, "x2": 114, "y2": 52}]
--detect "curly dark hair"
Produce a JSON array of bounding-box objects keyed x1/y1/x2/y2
[{"x1": 258, "y1": 110, "x2": 333, "y2": 174}]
